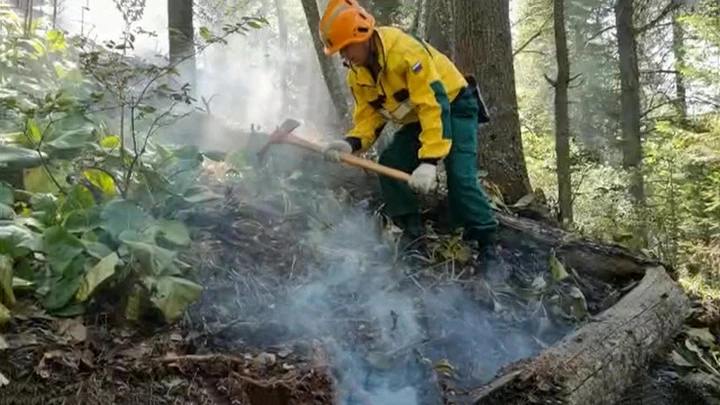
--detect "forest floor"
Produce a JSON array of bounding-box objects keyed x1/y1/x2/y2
[{"x1": 0, "y1": 159, "x2": 718, "y2": 405}]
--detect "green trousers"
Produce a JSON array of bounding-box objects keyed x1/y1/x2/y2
[{"x1": 378, "y1": 87, "x2": 498, "y2": 240}]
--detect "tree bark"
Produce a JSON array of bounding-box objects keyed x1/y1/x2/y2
[
  {"x1": 473, "y1": 266, "x2": 690, "y2": 405},
  {"x1": 454, "y1": 0, "x2": 532, "y2": 204},
  {"x1": 167, "y1": 0, "x2": 197, "y2": 94},
  {"x1": 672, "y1": 9, "x2": 687, "y2": 121},
  {"x1": 495, "y1": 212, "x2": 667, "y2": 281},
  {"x1": 300, "y1": 0, "x2": 351, "y2": 129},
  {"x1": 553, "y1": 0, "x2": 573, "y2": 224},
  {"x1": 367, "y1": 0, "x2": 401, "y2": 25},
  {"x1": 614, "y1": 0, "x2": 645, "y2": 207},
  {"x1": 424, "y1": 0, "x2": 453, "y2": 57},
  {"x1": 274, "y1": 0, "x2": 291, "y2": 116}
]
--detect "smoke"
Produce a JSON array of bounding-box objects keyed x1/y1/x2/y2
[
  {"x1": 53, "y1": 0, "x2": 339, "y2": 150},
  {"x1": 249, "y1": 203, "x2": 550, "y2": 404},
  {"x1": 44, "y1": 2, "x2": 560, "y2": 403}
]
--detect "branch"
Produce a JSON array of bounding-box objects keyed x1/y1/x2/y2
[
  {"x1": 640, "y1": 69, "x2": 679, "y2": 75},
  {"x1": 636, "y1": 2, "x2": 679, "y2": 36},
  {"x1": 513, "y1": 15, "x2": 552, "y2": 57}
]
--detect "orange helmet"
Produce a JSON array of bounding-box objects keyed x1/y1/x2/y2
[{"x1": 319, "y1": 0, "x2": 376, "y2": 56}]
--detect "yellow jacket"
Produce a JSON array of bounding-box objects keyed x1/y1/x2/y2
[{"x1": 345, "y1": 26, "x2": 468, "y2": 161}]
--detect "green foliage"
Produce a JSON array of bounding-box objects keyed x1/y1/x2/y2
[{"x1": 0, "y1": 7, "x2": 269, "y2": 325}]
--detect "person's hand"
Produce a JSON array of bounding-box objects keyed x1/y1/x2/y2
[
  {"x1": 408, "y1": 163, "x2": 437, "y2": 194},
  {"x1": 322, "y1": 140, "x2": 353, "y2": 162}
]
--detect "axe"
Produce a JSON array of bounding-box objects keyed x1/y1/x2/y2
[{"x1": 257, "y1": 118, "x2": 411, "y2": 182}]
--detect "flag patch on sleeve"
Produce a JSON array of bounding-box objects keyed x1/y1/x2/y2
[{"x1": 411, "y1": 61, "x2": 422, "y2": 73}]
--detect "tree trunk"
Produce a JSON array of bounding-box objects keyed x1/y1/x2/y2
[
  {"x1": 614, "y1": 0, "x2": 645, "y2": 208},
  {"x1": 553, "y1": 0, "x2": 573, "y2": 224},
  {"x1": 300, "y1": 0, "x2": 351, "y2": 129},
  {"x1": 672, "y1": 9, "x2": 687, "y2": 121},
  {"x1": 274, "y1": 0, "x2": 290, "y2": 115},
  {"x1": 168, "y1": 0, "x2": 197, "y2": 94},
  {"x1": 454, "y1": 0, "x2": 532, "y2": 204},
  {"x1": 473, "y1": 266, "x2": 690, "y2": 405},
  {"x1": 495, "y1": 211, "x2": 667, "y2": 281},
  {"x1": 424, "y1": 0, "x2": 453, "y2": 57},
  {"x1": 409, "y1": 0, "x2": 424, "y2": 35},
  {"x1": 367, "y1": 0, "x2": 401, "y2": 25}
]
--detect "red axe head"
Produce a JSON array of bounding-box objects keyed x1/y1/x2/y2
[{"x1": 256, "y1": 118, "x2": 302, "y2": 162}]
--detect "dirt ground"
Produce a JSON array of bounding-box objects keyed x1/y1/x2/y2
[{"x1": 0, "y1": 302, "x2": 336, "y2": 405}]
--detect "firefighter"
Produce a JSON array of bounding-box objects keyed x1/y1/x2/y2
[{"x1": 319, "y1": 0, "x2": 498, "y2": 247}]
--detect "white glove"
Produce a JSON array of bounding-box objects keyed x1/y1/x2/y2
[
  {"x1": 408, "y1": 163, "x2": 437, "y2": 194},
  {"x1": 322, "y1": 140, "x2": 353, "y2": 162}
]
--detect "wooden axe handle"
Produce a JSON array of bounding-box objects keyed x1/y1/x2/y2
[{"x1": 283, "y1": 135, "x2": 412, "y2": 182}]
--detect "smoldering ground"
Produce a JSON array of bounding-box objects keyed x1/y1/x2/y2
[{"x1": 182, "y1": 156, "x2": 583, "y2": 404}]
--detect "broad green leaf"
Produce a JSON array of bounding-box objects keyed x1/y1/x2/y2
[
  {"x1": 42, "y1": 114, "x2": 95, "y2": 150},
  {"x1": 0, "y1": 204, "x2": 14, "y2": 220},
  {"x1": 43, "y1": 225, "x2": 85, "y2": 273},
  {"x1": 62, "y1": 184, "x2": 96, "y2": 211},
  {"x1": 156, "y1": 220, "x2": 191, "y2": 246},
  {"x1": 567, "y1": 286, "x2": 588, "y2": 320},
  {"x1": 82, "y1": 240, "x2": 112, "y2": 260},
  {"x1": 99, "y1": 135, "x2": 120, "y2": 149},
  {"x1": 550, "y1": 251, "x2": 569, "y2": 282},
  {"x1": 182, "y1": 189, "x2": 221, "y2": 203},
  {"x1": 150, "y1": 276, "x2": 202, "y2": 322},
  {"x1": 12, "y1": 277, "x2": 34, "y2": 291},
  {"x1": 24, "y1": 166, "x2": 62, "y2": 193},
  {"x1": 0, "y1": 145, "x2": 44, "y2": 169},
  {"x1": 100, "y1": 199, "x2": 150, "y2": 238},
  {"x1": 0, "y1": 302, "x2": 9, "y2": 326},
  {"x1": 118, "y1": 230, "x2": 175, "y2": 275},
  {"x1": 0, "y1": 254, "x2": 14, "y2": 307},
  {"x1": 30, "y1": 193, "x2": 60, "y2": 226},
  {"x1": 63, "y1": 206, "x2": 102, "y2": 233},
  {"x1": 42, "y1": 254, "x2": 85, "y2": 310},
  {"x1": 75, "y1": 252, "x2": 119, "y2": 302},
  {"x1": 46, "y1": 29, "x2": 66, "y2": 52},
  {"x1": 0, "y1": 182, "x2": 14, "y2": 206},
  {"x1": 26, "y1": 118, "x2": 42, "y2": 144},
  {"x1": 0, "y1": 222, "x2": 41, "y2": 257},
  {"x1": 82, "y1": 169, "x2": 116, "y2": 198}
]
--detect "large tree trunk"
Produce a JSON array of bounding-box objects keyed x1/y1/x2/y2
[
  {"x1": 424, "y1": 0, "x2": 453, "y2": 57},
  {"x1": 472, "y1": 265, "x2": 689, "y2": 405},
  {"x1": 553, "y1": 0, "x2": 573, "y2": 224},
  {"x1": 300, "y1": 0, "x2": 351, "y2": 129},
  {"x1": 614, "y1": 0, "x2": 645, "y2": 208},
  {"x1": 168, "y1": 0, "x2": 197, "y2": 94},
  {"x1": 454, "y1": 0, "x2": 532, "y2": 204}
]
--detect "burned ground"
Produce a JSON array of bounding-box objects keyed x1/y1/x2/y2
[{"x1": 0, "y1": 158, "x2": 682, "y2": 405}]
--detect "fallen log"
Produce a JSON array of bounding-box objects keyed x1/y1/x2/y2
[
  {"x1": 472, "y1": 266, "x2": 690, "y2": 405},
  {"x1": 495, "y1": 212, "x2": 667, "y2": 282}
]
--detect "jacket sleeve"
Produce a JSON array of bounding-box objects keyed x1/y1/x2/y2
[
  {"x1": 404, "y1": 50, "x2": 453, "y2": 162},
  {"x1": 346, "y1": 76, "x2": 387, "y2": 153}
]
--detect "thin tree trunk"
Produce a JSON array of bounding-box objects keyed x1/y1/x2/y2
[
  {"x1": 672, "y1": 9, "x2": 687, "y2": 121},
  {"x1": 553, "y1": 0, "x2": 573, "y2": 224},
  {"x1": 168, "y1": 0, "x2": 197, "y2": 95},
  {"x1": 614, "y1": 0, "x2": 646, "y2": 242},
  {"x1": 454, "y1": 0, "x2": 532, "y2": 204},
  {"x1": 300, "y1": 0, "x2": 351, "y2": 129},
  {"x1": 274, "y1": 0, "x2": 290, "y2": 115},
  {"x1": 409, "y1": 0, "x2": 424, "y2": 35}
]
